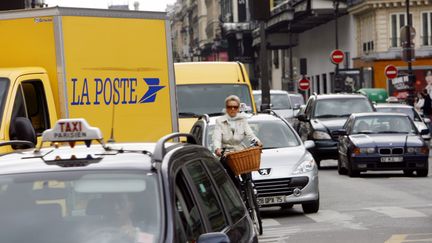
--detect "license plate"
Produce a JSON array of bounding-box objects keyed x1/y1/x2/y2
[
  {"x1": 380, "y1": 156, "x2": 403, "y2": 162},
  {"x1": 257, "y1": 196, "x2": 285, "y2": 205}
]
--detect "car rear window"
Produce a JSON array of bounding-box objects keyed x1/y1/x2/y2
[
  {"x1": 313, "y1": 98, "x2": 373, "y2": 118},
  {"x1": 0, "y1": 171, "x2": 161, "y2": 243}
]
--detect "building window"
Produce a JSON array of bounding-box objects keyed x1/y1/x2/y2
[
  {"x1": 421, "y1": 12, "x2": 432, "y2": 46},
  {"x1": 389, "y1": 13, "x2": 412, "y2": 48}
]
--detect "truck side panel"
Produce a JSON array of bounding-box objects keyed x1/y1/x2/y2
[
  {"x1": 0, "y1": 17, "x2": 61, "y2": 116},
  {"x1": 61, "y1": 16, "x2": 176, "y2": 142}
]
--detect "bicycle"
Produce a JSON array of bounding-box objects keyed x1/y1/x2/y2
[{"x1": 221, "y1": 146, "x2": 263, "y2": 236}]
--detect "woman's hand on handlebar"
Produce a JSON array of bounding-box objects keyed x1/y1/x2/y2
[{"x1": 215, "y1": 148, "x2": 223, "y2": 157}]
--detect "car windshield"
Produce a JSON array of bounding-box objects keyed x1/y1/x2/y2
[
  {"x1": 313, "y1": 98, "x2": 373, "y2": 118},
  {"x1": 351, "y1": 115, "x2": 416, "y2": 134},
  {"x1": 375, "y1": 107, "x2": 421, "y2": 121},
  {"x1": 207, "y1": 119, "x2": 300, "y2": 150},
  {"x1": 289, "y1": 95, "x2": 305, "y2": 107},
  {"x1": 0, "y1": 171, "x2": 161, "y2": 243},
  {"x1": 177, "y1": 84, "x2": 253, "y2": 116},
  {"x1": 255, "y1": 93, "x2": 292, "y2": 110},
  {"x1": 0, "y1": 78, "x2": 10, "y2": 129}
]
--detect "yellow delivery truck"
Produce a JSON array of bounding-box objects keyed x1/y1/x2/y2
[
  {"x1": 175, "y1": 62, "x2": 256, "y2": 133},
  {"x1": 0, "y1": 7, "x2": 178, "y2": 154}
]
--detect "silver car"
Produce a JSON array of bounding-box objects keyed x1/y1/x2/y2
[
  {"x1": 253, "y1": 90, "x2": 299, "y2": 123},
  {"x1": 190, "y1": 113, "x2": 320, "y2": 213}
]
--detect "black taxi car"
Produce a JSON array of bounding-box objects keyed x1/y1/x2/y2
[
  {"x1": 333, "y1": 113, "x2": 429, "y2": 177},
  {"x1": 0, "y1": 118, "x2": 257, "y2": 243}
]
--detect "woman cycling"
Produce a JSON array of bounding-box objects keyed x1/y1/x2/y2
[{"x1": 212, "y1": 95, "x2": 262, "y2": 184}]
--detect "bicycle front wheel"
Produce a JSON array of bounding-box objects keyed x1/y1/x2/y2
[{"x1": 245, "y1": 179, "x2": 263, "y2": 235}]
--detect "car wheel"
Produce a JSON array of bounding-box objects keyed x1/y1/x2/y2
[
  {"x1": 347, "y1": 157, "x2": 360, "y2": 177},
  {"x1": 403, "y1": 169, "x2": 414, "y2": 176},
  {"x1": 302, "y1": 199, "x2": 319, "y2": 214},
  {"x1": 416, "y1": 168, "x2": 428, "y2": 177},
  {"x1": 337, "y1": 154, "x2": 347, "y2": 175}
]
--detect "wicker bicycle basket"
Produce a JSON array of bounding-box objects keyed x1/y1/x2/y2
[{"x1": 225, "y1": 147, "x2": 262, "y2": 176}]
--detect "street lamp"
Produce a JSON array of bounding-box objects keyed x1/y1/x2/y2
[{"x1": 403, "y1": 0, "x2": 415, "y2": 105}]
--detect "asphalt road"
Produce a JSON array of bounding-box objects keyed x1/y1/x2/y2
[{"x1": 258, "y1": 159, "x2": 432, "y2": 243}]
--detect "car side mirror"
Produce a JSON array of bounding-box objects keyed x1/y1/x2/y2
[
  {"x1": 11, "y1": 117, "x2": 36, "y2": 149},
  {"x1": 420, "y1": 129, "x2": 429, "y2": 135},
  {"x1": 293, "y1": 103, "x2": 300, "y2": 110},
  {"x1": 197, "y1": 232, "x2": 230, "y2": 243},
  {"x1": 331, "y1": 129, "x2": 347, "y2": 136},
  {"x1": 298, "y1": 113, "x2": 309, "y2": 122},
  {"x1": 304, "y1": 140, "x2": 315, "y2": 150}
]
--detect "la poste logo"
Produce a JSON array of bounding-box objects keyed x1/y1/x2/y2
[{"x1": 70, "y1": 77, "x2": 165, "y2": 106}]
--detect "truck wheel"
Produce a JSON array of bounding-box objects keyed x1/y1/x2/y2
[{"x1": 302, "y1": 199, "x2": 319, "y2": 214}]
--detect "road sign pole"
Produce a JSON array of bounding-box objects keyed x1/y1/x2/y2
[
  {"x1": 334, "y1": 0, "x2": 340, "y2": 84},
  {"x1": 405, "y1": 0, "x2": 415, "y2": 105}
]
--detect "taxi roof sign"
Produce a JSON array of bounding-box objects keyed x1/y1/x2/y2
[{"x1": 38, "y1": 119, "x2": 103, "y2": 150}]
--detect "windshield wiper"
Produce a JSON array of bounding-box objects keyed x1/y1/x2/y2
[
  {"x1": 380, "y1": 131, "x2": 408, "y2": 134},
  {"x1": 338, "y1": 114, "x2": 352, "y2": 117},
  {"x1": 314, "y1": 114, "x2": 337, "y2": 118},
  {"x1": 179, "y1": 112, "x2": 201, "y2": 118},
  {"x1": 207, "y1": 112, "x2": 225, "y2": 117},
  {"x1": 354, "y1": 131, "x2": 375, "y2": 134}
]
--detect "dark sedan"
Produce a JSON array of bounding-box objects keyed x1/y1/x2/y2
[{"x1": 334, "y1": 113, "x2": 429, "y2": 177}]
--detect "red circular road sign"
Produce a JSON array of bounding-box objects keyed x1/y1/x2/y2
[
  {"x1": 384, "y1": 65, "x2": 398, "y2": 79},
  {"x1": 298, "y1": 77, "x2": 310, "y2": 91},
  {"x1": 330, "y1": 49, "x2": 345, "y2": 64}
]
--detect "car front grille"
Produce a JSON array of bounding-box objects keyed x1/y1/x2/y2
[
  {"x1": 379, "y1": 147, "x2": 404, "y2": 155},
  {"x1": 254, "y1": 176, "x2": 309, "y2": 197}
]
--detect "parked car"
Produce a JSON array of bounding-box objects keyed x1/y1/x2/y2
[
  {"x1": 297, "y1": 93, "x2": 375, "y2": 167},
  {"x1": 289, "y1": 93, "x2": 306, "y2": 117},
  {"x1": 253, "y1": 90, "x2": 299, "y2": 123},
  {"x1": 334, "y1": 113, "x2": 429, "y2": 177},
  {"x1": 0, "y1": 118, "x2": 258, "y2": 243},
  {"x1": 375, "y1": 103, "x2": 431, "y2": 142},
  {"x1": 190, "y1": 112, "x2": 320, "y2": 214}
]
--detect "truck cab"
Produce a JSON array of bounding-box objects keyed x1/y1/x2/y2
[{"x1": 0, "y1": 68, "x2": 57, "y2": 154}]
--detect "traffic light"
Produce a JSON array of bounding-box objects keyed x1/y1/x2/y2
[{"x1": 249, "y1": 0, "x2": 270, "y2": 20}]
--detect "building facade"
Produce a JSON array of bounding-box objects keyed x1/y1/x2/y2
[
  {"x1": 350, "y1": 0, "x2": 432, "y2": 98},
  {"x1": 170, "y1": 0, "x2": 226, "y2": 63}
]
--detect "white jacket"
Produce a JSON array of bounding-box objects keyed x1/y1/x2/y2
[{"x1": 212, "y1": 114, "x2": 260, "y2": 152}]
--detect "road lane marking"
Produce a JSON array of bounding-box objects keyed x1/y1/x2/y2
[
  {"x1": 367, "y1": 206, "x2": 427, "y2": 218},
  {"x1": 305, "y1": 210, "x2": 367, "y2": 230},
  {"x1": 385, "y1": 234, "x2": 407, "y2": 243},
  {"x1": 262, "y1": 218, "x2": 281, "y2": 227},
  {"x1": 385, "y1": 234, "x2": 432, "y2": 243},
  {"x1": 259, "y1": 226, "x2": 299, "y2": 243}
]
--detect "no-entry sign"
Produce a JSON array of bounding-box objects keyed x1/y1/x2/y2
[
  {"x1": 384, "y1": 65, "x2": 398, "y2": 79},
  {"x1": 298, "y1": 77, "x2": 310, "y2": 91},
  {"x1": 330, "y1": 49, "x2": 345, "y2": 64}
]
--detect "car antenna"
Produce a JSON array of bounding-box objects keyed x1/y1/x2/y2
[{"x1": 107, "y1": 101, "x2": 116, "y2": 143}]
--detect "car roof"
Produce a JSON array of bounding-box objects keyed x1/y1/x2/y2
[
  {"x1": 204, "y1": 113, "x2": 284, "y2": 126},
  {"x1": 314, "y1": 93, "x2": 368, "y2": 100},
  {"x1": 0, "y1": 143, "x2": 155, "y2": 175},
  {"x1": 375, "y1": 103, "x2": 413, "y2": 109},
  {"x1": 253, "y1": 90, "x2": 288, "y2": 95},
  {"x1": 351, "y1": 112, "x2": 410, "y2": 118}
]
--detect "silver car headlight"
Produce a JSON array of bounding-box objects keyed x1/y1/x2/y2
[
  {"x1": 293, "y1": 159, "x2": 316, "y2": 175},
  {"x1": 312, "y1": 131, "x2": 331, "y2": 140}
]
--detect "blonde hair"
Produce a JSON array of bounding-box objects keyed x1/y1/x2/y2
[{"x1": 225, "y1": 95, "x2": 241, "y2": 106}]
